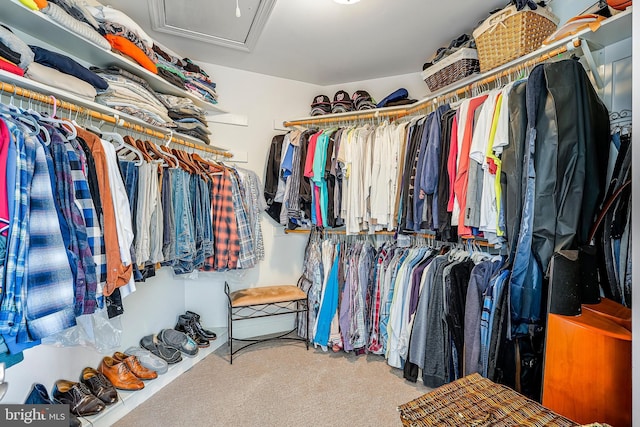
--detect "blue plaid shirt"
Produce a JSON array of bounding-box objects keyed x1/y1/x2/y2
[
  {"x1": 0, "y1": 120, "x2": 36, "y2": 337},
  {"x1": 47, "y1": 126, "x2": 98, "y2": 316},
  {"x1": 229, "y1": 169, "x2": 255, "y2": 269},
  {"x1": 67, "y1": 137, "x2": 106, "y2": 306},
  {"x1": 21, "y1": 136, "x2": 76, "y2": 342}
]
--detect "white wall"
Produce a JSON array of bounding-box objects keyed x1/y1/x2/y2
[
  {"x1": 323, "y1": 71, "x2": 427, "y2": 107},
  {"x1": 181, "y1": 62, "x2": 318, "y2": 335}
]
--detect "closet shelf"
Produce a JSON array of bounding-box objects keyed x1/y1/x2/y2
[
  {"x1": 0, "y1": 0, "x2": 227, "y2": 115},
  {"x1": 283, "y1": 8, "x2": 632, "y2": 127},
  {"x1": 0, "y1": 70, "x2": 232, "y2": 157},
  {"x1": 79, "y1": 328, "x2": 227, "y2": 427}
]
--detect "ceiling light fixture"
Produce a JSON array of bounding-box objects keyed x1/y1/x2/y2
[
  {"x1": 334, "y1": 0, "x2": 361, "y2": 4},
  {"x1": 236, "y1": 0, "x2": 241, "y2": 17}
]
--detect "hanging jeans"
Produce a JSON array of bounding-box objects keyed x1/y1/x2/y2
[
  {"x1": 119, "y1": 160, "x2": 142, "y2": 282},
  {"x1": 173, "y1": 169, "x2": 195, "y2": 274}
]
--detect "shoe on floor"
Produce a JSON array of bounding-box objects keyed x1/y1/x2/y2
[
  {"x1": 124, "y1": 346, "x2": 169, "y2": 374},
  {"x1": 80, "y1": 367, "x2": 118, "y2": 405},
  {"x1": 158, "y1": 328, "x2": 199, "y2": 357},
  {"x1": 140, "y1": 335, "x2": 182, "y2": 364},
  {"x1": 52, "y1": 379, "x2": 106, "y2": 417},
  {"x1": 185, "y1": 311, "x2": 217, "y2": 340},
  {"x1": 175, "y1": 315, "x2": 210, "y2": 348},
  {"x1": 98, "y1": 356, "x2": 144, "y2": 391},
  {"x1": 113, "y1": 352, "x2": 158, "y2": 380}
]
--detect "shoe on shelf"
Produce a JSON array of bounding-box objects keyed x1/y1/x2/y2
[
  {"x1": 25, "y1": 383, "x2": 52, "y2": 405},
  {"x1": 98, "y1": 356, "x2": 144, "y2": 391},
  {"x1": 124, "y1": 346, "x2": 169, "y2": 375},
  {"x1": 52, "y1": 380, "x2": 106, "y2": 417},
  {"x1": 113, "y1": 352, "x2": 158, "y2": 380},
  {"x1": 158, "y1": 328, "x2": 199, "y2": 357},
  {"x1": 139, "y1": 335, "x2": 182, "y2": 365},
  {"x1": 175, "y1": 315, "x2": 210, "y2": 348},
  {"x1": 185, "y1": 311, "x2": 217, "y2": 340},
  {"x1": 80, "y1": 367, "x2": 118, "y2": 405},
  {"x1": 25, "y1": 383, "x2": 82, "y2": 426}
]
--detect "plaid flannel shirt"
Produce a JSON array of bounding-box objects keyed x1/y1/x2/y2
[
  {"x1": 47, "y1": 126, "x2": 97, "y2": 316},
  {"x1": 0, "y1": 120, "x2": 35, "y2": 336},
  {"x1": 229, "y1": 169, "x2": 255, "y2": 269},
  {"x1": 205, "y1": 170, "x2": 239, "y2": 271},
  {"x1": 22, "y1": 137, "x2": 76, "y2": 341},
  {"x1": 67, "y1": 138, "x2": 106, "y2": 304}
]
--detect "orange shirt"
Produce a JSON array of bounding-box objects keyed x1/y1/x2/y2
[{"x1": 104, "y1": 34, "x2": 158, "y2": 74}]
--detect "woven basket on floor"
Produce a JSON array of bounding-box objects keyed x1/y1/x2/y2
[
  {"x1": 397, "y1": 373, "x2": 578, "y2": 427},
  {"x1": 421, "y1": 48, "x2": 480, "y2": 94},
  {"x1": 473, "y1": 4, "x2": 559, "y2": 72}
]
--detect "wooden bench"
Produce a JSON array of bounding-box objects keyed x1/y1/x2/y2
[{"x1": 225, "y1": 282, "x2": 309, "y2": 364}]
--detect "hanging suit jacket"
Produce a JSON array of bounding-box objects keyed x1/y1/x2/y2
[
  {"x1": 530, "y1": 59, "x2": 610, "y2": 273},
  {"x1": 264, "y1": 134, "x2": 285, "y2": 222}
]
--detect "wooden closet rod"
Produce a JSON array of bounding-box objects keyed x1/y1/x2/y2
[
  {"x1": 284, "y1": 228, "x2": 495, "y2": 247},
  {"x1": 0, "y1": 81, "x2": 233, "y2": 158},
  {"x1": 282, "y1": 108, "x2": 406, "y2": 127},
  {"x1": 283, "y1": 39, "x2": 582, "y2": 128}
]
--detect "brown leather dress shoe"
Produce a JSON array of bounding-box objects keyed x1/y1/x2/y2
[
  {"x1": 98, "y1": 356, "x2": 144, "y2": 391},
  {"x1": 113, "y1": 351, "x2": 158, "y2": 380}
]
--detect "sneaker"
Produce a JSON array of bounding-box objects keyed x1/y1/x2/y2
[{"x1": 124, "y1": 346, "x2": 169, "y2": 375}]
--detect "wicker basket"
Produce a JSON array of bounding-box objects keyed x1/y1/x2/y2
[
  {"x1": 473, "y1": 4, "x2": 559, "y2": 72},
  {"x1": 421, "y1": 48, "x2": 480, "y2": 93},
  {"x1": 398, "y1": 373, "x2": 578, "y2": 427}
]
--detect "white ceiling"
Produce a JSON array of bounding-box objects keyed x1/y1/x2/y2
[{"x1": 104, "y1": 0, "x2": 509, "y2": 85}]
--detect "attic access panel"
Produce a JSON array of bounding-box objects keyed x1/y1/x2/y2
[{"x1": 148, "y1": 0, "x2": 277, "y2": 52}]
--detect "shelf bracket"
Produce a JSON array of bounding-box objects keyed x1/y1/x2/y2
[{"x1": 578, "y1": 38, "x2": 604, "y2": 89}]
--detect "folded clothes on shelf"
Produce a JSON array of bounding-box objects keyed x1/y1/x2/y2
[
  {"x1": 26, "y1": 62, "x2": 97, "y2": 99},
  {"x1": 0, "y1": 25, "x2": 34, "y2": 70},
  {"x1": 101, "y1": 20, "x2": 158, "y2": 63},
  {"x1": 0, "y1": 57, "x2": 25, "y2": 77},
  {"x1": 90, "y1": 65, "x2": 170, "y2": 108},
  {"x1": 30, "y1": 45, "x2": 108, "y2": 91},
  {"x1": 157, "y1": 67, "x2": 186, "y2": 89},
  {"x1": 40, "y1": 2, "x2": 111, "y2": 50},
  {"x1": 376, "y1": 88, "x2": 409, "y2": 108},
  {"x1": 104, "y1": 34, "x2": 158, "y2": 74},
  {"x1": 87, "y1": 4, "x2": 155, "y2": 48},
  {"x1": 153, "y1": 44, "x2": 186, "y2": 67},
  {"x1": 47, "y1": 0, "x2": 102, "y2": 32},
  {"x1": 95, "y1": 72, "x2": 174, "y2": 126}
]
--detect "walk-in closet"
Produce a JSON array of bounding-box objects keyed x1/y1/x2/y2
[{"x1": 0, "y1": 0, "x2": 634, "y2": 426}]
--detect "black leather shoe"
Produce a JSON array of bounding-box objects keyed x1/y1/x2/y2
[
  {"x1": 175, "y1": 315, "x2": 210, "y2": 348},
  {"x1": 25, "y1": 383, "x2": 81, "y2": 426},
  {"x1": 80, "y1": 367, "x2": 118, "y2": 405},
  {"x1": 185, "y1": 311, "x2": 217, "y2": 340},
  {"x1": 52, "y1": 379, "x2": 106, "y2": 417}
]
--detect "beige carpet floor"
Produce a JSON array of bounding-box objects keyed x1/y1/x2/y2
[{"x1": 113, "y1": 341, "x2": 431, "y2": 427}]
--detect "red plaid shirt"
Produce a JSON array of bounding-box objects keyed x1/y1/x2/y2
[{"x1": 204, "y1": 170, "x2": 239, "y2": 270}]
